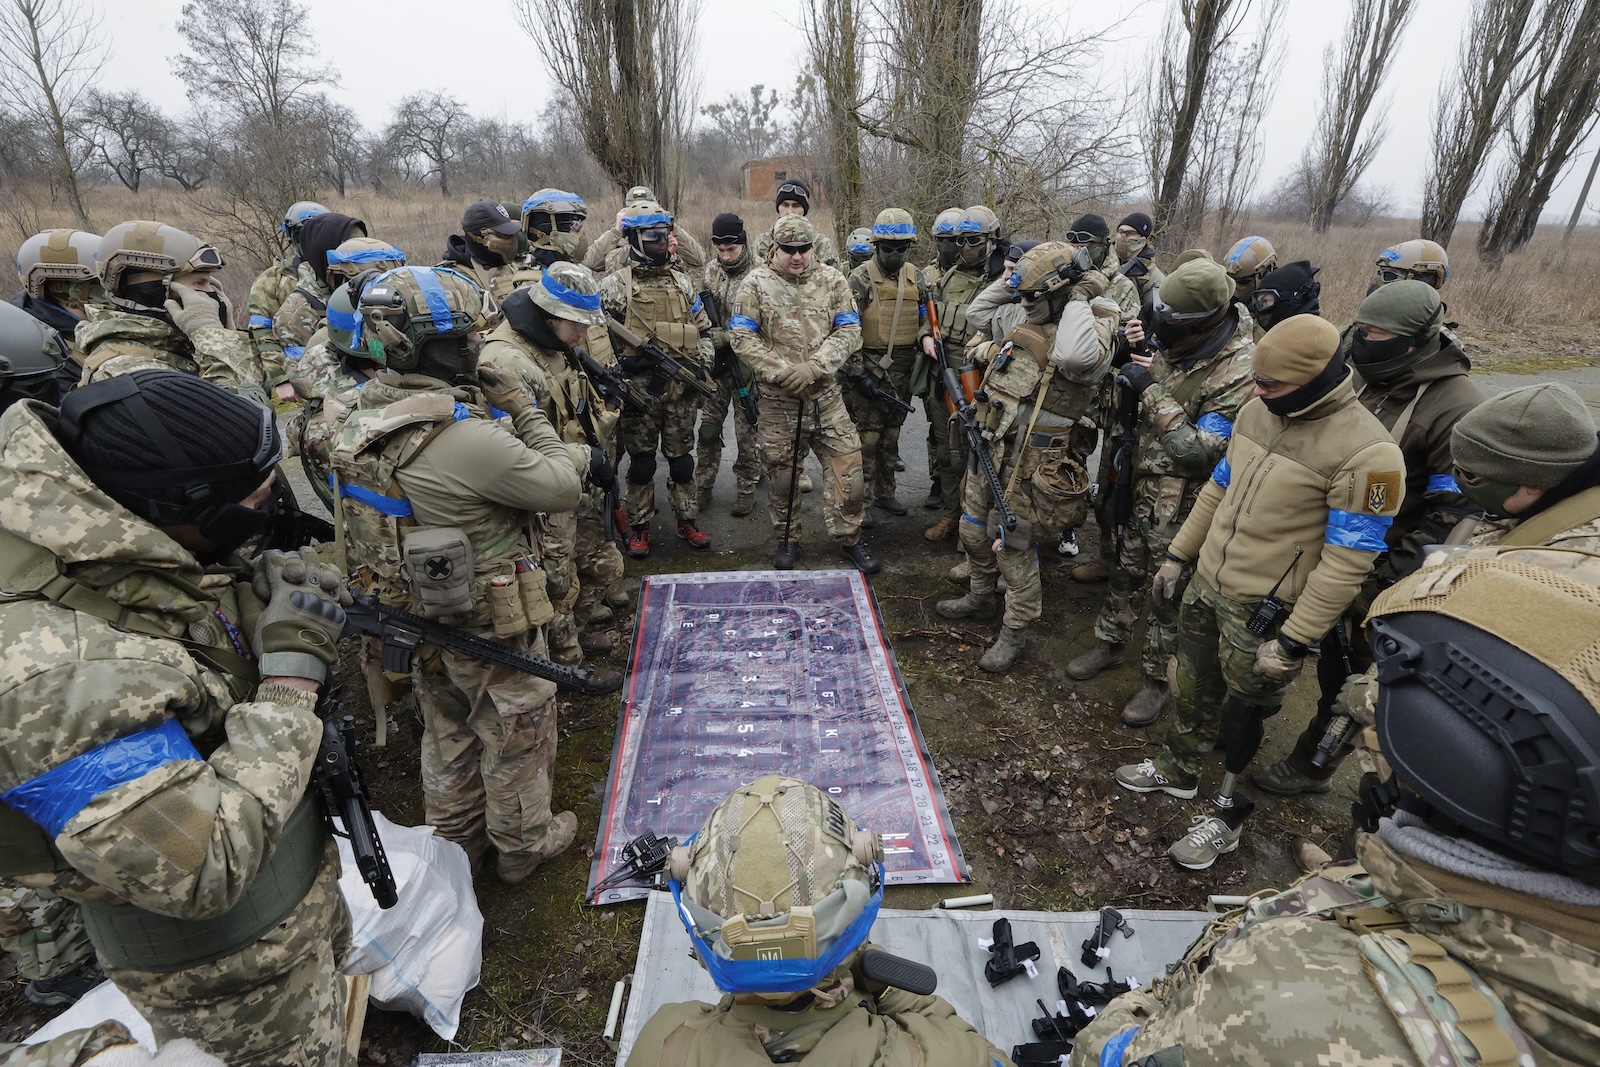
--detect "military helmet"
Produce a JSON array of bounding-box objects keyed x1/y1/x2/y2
[
  {"x1": 0, "y1": 299, "x2": 67, "y2": 412},
  {"x1": 620, "y1": 201, "x2": 672, "y2": 233},
  {"x1": 521, "y1": 188, "x2": 588, "y2": 239},
  {"x1": 1223, "y1": 235, "x2": 1277, "y2": 284},
  {"x1": 1371, "y1": 547, "x2": 1600, "y2": 878},
  {"x1": 16, "y1": 229, "x2": 100, "y2": 300},
  {"x1": 324, "y1": 277, "x2": 369, "y2": 360},
  {"x1": 846, "y1": 227, "x2": 873, "y2": 257},
  {"x1": 529, "y1": 261, "x2": 604, "y2": 325},
  {"x1": 1375, "y1": 238, "x2": 1449, "y2": 289},
  {"x1": 1009, "y1": 241, "x2": 1093, "y2": 299},
  {"x1": 282, "y1": 201, "x2": 328, "y2": 236},
  {"x1": 669, "y1": 775, "x2": 884, "y2": 997},
  {"x1": 356, "y1": 265, "x2": 487, "y2": 373},
  {"x1": 957, "y1": 205, "x2": 1001, "y2": 239},
  {"x1": 870, "y1": 207, "x2": 916, "y2": 244},
  {"x1": 932, "y1": 207, "x2": 964, "y2": 239},
  {"x1": 98, "y1": 221, "x2": 224, "y2": 313},
  {"x1": 325, "y1": 237, "x2": 406, "y2": 286},
  {"x1": 624, "y1": 184, "x2": 656, "y2": 205},
  {"x1": 620, "y1": 201, "x2": 673, "y2": 266}
]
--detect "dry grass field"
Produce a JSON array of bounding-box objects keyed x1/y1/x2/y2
[{"x1": 5, "y1": 183, "x2": 1597, "y2": 374}]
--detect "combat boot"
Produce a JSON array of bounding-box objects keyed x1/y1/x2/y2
[
  {"x1": 1120, "y1": 679, "x2": 1169, "y2": 726},
  {"x1": 1066, "y1": 641, "x2": 1125, "y2": 680},
  {"x1": 947, "y1": 558, "x2": 971, "y2": 584},
  {"x1": 579, "y1": 629, "x2": 616, "y2": 656},
  {"x1": 840, "y1": 539, "x2": 880, "y2": 574},
  {"x1": 605, "y1": 585, "x2": 631, "y2": 609},
  {"x1": 924, "y1": 516, "x2": 957, "y2": 542},
  {"x1": 1250, "y1": 758, "x2": 1332, "y2": 796},
  {"x1": 978, "y1": 626, "x2": 1027, "y2": 672},
  {"x1": 24, "y1": 961, "x2": 103, "y2": 1008},
  {"x1": 922, "y1": 488, "x2": 943, "y2": 510},
  {"x1": 676, "y1": 518, "x2": 712, "y2": 549},
  {"x1": 497, "y1": 811, "x2": 578, "y2": 885},
  {"x1": 1071, "y1": 560, "x2": 1109, "y2": 583},
  {"x1": 731, "y1": 487, "x2": 756, "y2": 517},
  {"x1": 936, "y1": 590, "x2": 998, "y2": 619},
  {"x1": 580, "y1": 603, "x2": 615, "y2": 628},
  {"x1": 627, "y1": 522, "x2": 651, "y2": 559},
  {"x1": 875, "y1": 495, "x2": 909, "y2": 516},
  {"x1": 696, "y1": 483, "x2": 713, "y2": 512},
  {"x1": 1292, "y1": 838, "x2": 1333, "y2": 874},
  {"x1": 799, "y1": 471, "x2": 814, "y2": 493},
  {"x1": 773, "y1": 540, "x2": 800, "y2": 570}
]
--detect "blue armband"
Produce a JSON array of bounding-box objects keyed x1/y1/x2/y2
[
  {"x1": 248, "y1": 314, "x2": 273, "y2": 330},
  {"x1": 690, "y1": 294, "x2": 703, "y2": 315},
  {"x1": 2, "y1": 719, "x2": 201, "y2": 837},
  {"x1": 284, "y1": 345, "x2": 305, "y2": 361},
  {"x1": 833, "y1": 311, "x2": 860, "y2": 327},
  {"x1": 728, "y1": 314, "x2": 760, "y2": 332},
  {"x1": 1195, "y1": 412, "x2": 1233, "y2": 439},
  {"x1": 1211, "y1": 457, "x2": 1231, "y2": 489},
  {"x1": 1325, "y1": 509, "x2": 1393, "y2": 551},
  {"x1": 1426, "y1": 473, "x2": 1461, "y2": 494},
  {"x1": 1100, "y1": 1026, "x2": 1141, "y2": 1067}
]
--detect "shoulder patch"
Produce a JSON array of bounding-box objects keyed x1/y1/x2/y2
[{"x1": 1365, "y1": 470, "x2": 1402, "y2": 513}]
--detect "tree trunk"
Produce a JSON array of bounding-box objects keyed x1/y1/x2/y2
[{"x1": 1565, "y1": 146, "x2": 1600, "y2": 241}]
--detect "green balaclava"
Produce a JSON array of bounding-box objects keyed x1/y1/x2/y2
[
  {"x1": 1451, "y1": 382, "x2": 1598, "y2": 515},
  {"x1": 1350, "y1": 279, "x2": 1444, "y2": 384}
]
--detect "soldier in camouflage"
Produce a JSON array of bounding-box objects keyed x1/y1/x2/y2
[
  {"x1": 76, "y1": 222, "x2": 269, "y2": 406},
  {"x1": 440, "y1": 199, "x2": 535, "y2": 304},
  {"x1": 844, "y1": 227, "x2": 872, "y2": 270},
  {"x1": 752, "y1": 178, "x2": 841, "y2": 271},
  {"x1": 271, "y1": 213, "x2": 369, "y2": 359},
  {"x1": 1068, "y1": 259, "x2": 1256, "y2": 728},
  {"x1": 629, "y1": 776, "x2": 1015, "y2": 1067},
  {"x1": 1221, "y1": 235, "x2": 1276, "y2": 339},
  {"x1": 246, "y1": 201, "x2": 326, "y2": 400},
  {"x1": 696, "y1": 212, "x2": 763, "y2": 517},
  {"x1": 928, "y1": 206, "x2": 965, "y2": 274},
  {"x1": 1372, "y1": 238, "x2": 1449, "y2": 292},
  {"x1": 0, "y1": 370, "x2": 354, "y2": 1066},
  {"x1": 520, "y1": 189, "x2": 589, "y2": 270},
  {"x1": 1113, "y1": 212, "x2": 1162, "y2": 300},
  {"x1": 583, "y1": 185, "x2": 709, "y2": 276},
  {"x1": 729, "y1": 214, "x2": 877, "y2": 573},
  {"x1": 11, "y1": 229, "x2": 103, "y2": 397},
  {"x1": 1075, "y1": 544, "x2": 1600, "y2": 1067}
]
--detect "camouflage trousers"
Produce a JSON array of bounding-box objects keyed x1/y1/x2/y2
[
  {"x1": 1091, "y1": 476, "x2": 1196, "y2": 682},
  {"x1": 924, "y1": 387, "x2": 967, "y2": 522},
  {"x1": 1155, "y1": 574, "x2": 1292, "y2": 783},
  {"x1": 575, "y1": 490, "x2": 626, "y2": 635},
  {"x1": 109, "y1": 850, "x2": 352, "y2": 1067},
  {"x1": 957, "y1": 426, "x2": 1093, "y2": 630},
  {"x1": 542, "y1": 509, "x2": 583, "y2": 666},
  {"x1": 0, "y1": 881, "x2": 92, "y2": 980},
  {"x1": 843, "y1": 348, "x2": 917, "y2": 503},
  {"x1": 622, "y1": 387, "x2": 698, "y2": 527},
  {"x1": 695, "y1": 366, "x2": 762, "y2": 499},
  {"x1": 756, "y1": 386, "x2": 865, "y2": 544},
  {"x1": 415, "y1": 629, "x2": 564, "y2": 865}
]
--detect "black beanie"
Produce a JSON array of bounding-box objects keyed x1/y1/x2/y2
[
  {"x1": 1068, "y1": 214, "x2": 1110, "y2": 241},
  {"x1": 1258, "y1": 259, "x2": 1318, "y2": 296},
  {"x1": 711, "y1": 212, "x2": 747, "y2": 244},
  {"x1": 62, "y1": 370, "x2": 277, "y2": 520},
  {"x1": 1118, "y1": 212, "x2": 1153, "y2": 238},
  {"x1": 774, "y1": 178, "x2": 811, "y2": 214}
]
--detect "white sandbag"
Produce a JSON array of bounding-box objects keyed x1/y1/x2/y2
[
  {"x1": 337, "y1": 811, "x2": 484, "y2": 1041},
  {"x1": 24, "y1": 981, "x2": 155, "y2": 1051}
]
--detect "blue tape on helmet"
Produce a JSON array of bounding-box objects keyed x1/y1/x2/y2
[
  {"x1": 336, "y1": 477, "x2": 414, "y2": 517},
  {"x1": 541, "y1": 269, "x2": 601, "y2": 312},
  {"x1": 848, "y1": 239, "x2": 871, "y2": 254},
  {"x1": 327, "y1": 247, "x2": 407, "y2": 266},
  {"x1": 1325, "y1": 509, "x2": 1393, "y2": 551},
  {"x1": 956, "y1": 219, "x2": 983, "y2": 233},
  {"x1": 406, "y1": 267, "x2": 456, "y2": 333},
  {"x1": 621, "y1": 212, "x2": 672, "y2": 232},
  {"x1": 933, "y1": 220, "x2": 957, "y2": 235},
  {"x1": 1378, "y1": 248, "x2": 1401, "y2": 263},
  {"x1": 326, "y1": 306, "x2": 362, "y2": 335},
  {"x1": 523, "y1": 189, "x2": 584, "y2": 212},
  {"x1": 1226, "y1": 238, "x2": 1264, "y2": 266},
  {"x1": 3, "y1": 719, "x2": 201, "y2": 837},
  {"x1": 1007, "y1": 269, "x2": 1022, "y2": 289},
  {"x1": 871, "y1": 222, "x2": 916, "y2": 237}
]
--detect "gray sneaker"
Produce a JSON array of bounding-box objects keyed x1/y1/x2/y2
[
  {"x1": 1168, "y1": 814, "x2": 1241, "y2": 870},
  {"x1": 1113, "y1": 758, "x2": 1198, "y2": 799}
]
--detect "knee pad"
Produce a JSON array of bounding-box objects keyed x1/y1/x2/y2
[
  {"x1": 667, "y1": 453, "x2": 695, "y2": 484},
  {"x1": 958, "y1": 513, "x2": 990, "y2": 553},
  {"x1": 830, "y1": 452, "x2": 865, "y2": 507},
  {"x1": 769, "y1": 465, "x2": 794, "y2": 501},
  {"x1": 697, "y1": 419, "x2": 723, "y2": 449},
  {"x1": 627, "y1": 451, "x2": 657, "y2": 486}
]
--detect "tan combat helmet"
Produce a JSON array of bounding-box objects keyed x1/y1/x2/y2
[
  {"x1": 97, "y1": 221, "x2": 223, "y2": 314},
  {"x1": 931, "y1": 207, "x2": 964, "y2": 240},
  {"x1": 1008, "y1": 240, "x2": 1093, "y2": 299},
  {"x1": 1222, "y1": 235, "x2": 1277, "y2": 298},
  {"x1": 521, "y1": 188, "x2": 588, "y2": 249},
  {"x1": 282, "y1": 200, "x2": 329, "y2": 239},
  {"x1": 624, "y1": 184, "x2": 656, "y2": 205},
  {"x1": 870, "y1": 207, "x2": 917, "y2": 244},
  {"x1": 16, "y1": 229, "x2": 101, "y2": 302},
  {"x1": 528, "y1": 261, "x2": 604, "y2": 325},
  {"x1": 668, "y1": 775, "x2": 884, "y2": 999},
  {"x1": 620, "y1": 201, "x2": 674, "y2": 266},
  {"x1": 325, "y1": 237, "x2": 407, "y2": 288},
  {"x1": 1375, "y1": 238, "x2": 1448, "y2": 289}
]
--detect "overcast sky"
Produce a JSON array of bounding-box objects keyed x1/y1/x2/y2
[{"x1": 99, "y1": 0, "x2": 1595, "y2": 222}]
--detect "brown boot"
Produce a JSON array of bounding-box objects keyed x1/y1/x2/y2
[
  {"x1": 978, "y1": 626, "x2": 1027, "y2": 672},
  {"x1": 731, "y1": 488, "x2": 756, "y2": 517},
  {"x1": 1071, "y1": 560, "x2": 1109, "y2": 583},
  {"x1": 924, "y1": 516, "x2": 958, "y2": 542},
  {"x1": 1066, "y1": 641, "x2": 1125, "y2": 680},
  {"x1": 579, "y1": 629, "x2": 617, "y2": 656},
  {"x1": 1120, "y1": 679, "x2": 1169, "y2": 726},
  {"x1": 1292, "y1": 838, "x2": 1333, "y2": 874},
  {"x1": 497, "y1": 811, "x2": 578, "y2": 885},
  {"x1": 947, "y1": 558, "x2": 971, "y2": 584}
]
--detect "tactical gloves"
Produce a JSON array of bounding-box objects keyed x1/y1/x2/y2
[
  {"x1": 1253, "y1": 636, "x2": 1307, "y2": 684},
  {"x1": 773, "y1": 361, "x2": 822, "y2": 393},
  {"x1": 1152, "y1": 557, "x2": 1186, "y2": 602},
  {"x1": 588, "y1": 445, "x2": 615, "y2": 487},
  {"x1": 476, "y1": 365, "x2": 531, "y2": 417},
  {"x1": 164, "y1": 282, "x2": 225, "y2": 337},
  {"x1": 251, "y1": 547, "x2": 351, "y2": 684},
  {"x1": 1118, "y1": 364, "x2": 1155, "y2": 397}
]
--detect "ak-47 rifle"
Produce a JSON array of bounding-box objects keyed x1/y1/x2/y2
[
  {"x1": 343, "y1": 593, "x2": 623, "y2": 695},
  {"x1": 315, "y1": 687, "x2": 398, "y2": 908},
  {"x1": 572, "y1": 394, "x2": 628, "y2": 542},
  {"x1": 924, "y1": 299, "x2": 1016, "y2": 530},
  {"x1": 848, "y1": 368, "x2": 915, "y2": 413},
  {"x1": 1311, "y1": 620, "x2": 1362, "y2": 770},
  {"x1": 1108, "y1": 371, "x2": 1141, "y2": 558},
  {"x1": 698, "y1": 288, "x2": 759, "y2": 427},
  {"x1": 607, "y1": 317, "x2": 718, "y2": 400},
  {"x1": 572, "y1": 345, "x2": 650, "y2": 415}
]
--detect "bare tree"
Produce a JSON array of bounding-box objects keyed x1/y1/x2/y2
[
  {"x1": 1299, "y1": 0, "x2": 1414, "y2": 233},
  {"x1": 301, "y1": 93, "x2": 364, "y2": 196},
  {"x1": 81, "y1": 89, "x2": 174, "y2": 193},
  {"x1": 800, "y1": 0, "x2": 866, "y2": 237},
  {"x1": 1479, "y1": 0, "x2": 1600, "y2": 266},
  {"x1": 1419, "y1": 0, "x2": 1539, "y2": 247},
  {"x1": 1565, "y1": 140, "x2": 1600, "y2": 242},
  {"x1": 700, "y1": 85, "x2": 784, "y2": 161},
  {"x1": 173, "y1": 0, "x2": 332, "y2": 130},
  {"x1": 151, "y1": 116, "x2": 217, "y2": 192},
  {"x1": 383, "y1": 92, "x2": 470, "y2": 198},
  {"x1": 0, "y1": 0, "x2": 106, "y2": 227},
  {"x1": 513, "y1": 0, "x2": 700, "y2": 205}
]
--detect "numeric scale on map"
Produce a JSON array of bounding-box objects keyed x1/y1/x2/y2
[{"x1": 588, "y1": 570, "x2": 969, "y2": 903}]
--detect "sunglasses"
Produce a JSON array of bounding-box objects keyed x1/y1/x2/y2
[
  {"x1": 1250, "y1": 372, "x2": 1284, "y2": 390},
  {"x1": 875, "y1": 240, "x2": 912, "y2": 253},
  {"x1": 777, "y1": 242, "x2": 814, "y2": 255},
  {"x1": 1452, "y1": 464, "x2": 1489, "y2": 487}
]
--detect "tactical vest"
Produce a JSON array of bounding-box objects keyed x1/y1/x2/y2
[
  {"x1": 79, "y1": 339, "x2": 198, "y2": 386},
  {"x1": 997, "y1": 323, "x2": 1097, "y2": 425},
  {"x1": 617, "y1": 266, "x2": 700, "y2": 357},
  {"x1": 932, "y1": 266, "x2": 991, "y2": 347},
  {"x1": 859, "y1": 261, "x2": 921, "y2": 351},
  {"x1": 332, "y1": 388, "x2": 542, "y2": 632}
]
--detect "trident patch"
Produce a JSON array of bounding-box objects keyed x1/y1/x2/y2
[{"x1": 1364, "y1": 471, "x2": 1401, "y2": 513}]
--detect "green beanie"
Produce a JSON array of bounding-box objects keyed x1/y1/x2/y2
[
  {"x1": 1355, "y1": 279, "x2": 1442, "y2": 340},
  {"x1": 1452, "y1": 383, "x2": 1597, "y2": 489},
  {"x1": 1157, "y1": 259, "x2": 1234, "y2": 314}
]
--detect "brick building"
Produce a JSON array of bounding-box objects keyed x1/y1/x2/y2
[{"x1": 741, "y1": 157, "x2": 828, "y2": 204}]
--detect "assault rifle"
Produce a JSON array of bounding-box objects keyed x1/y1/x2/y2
[
  {"x1": 260, "y1": 482, "x2": 337, "y2": 553},
  {"x1": 1108, "y1": 371, "x2": 1141, "y2": 557},
  {"x1": 572, "y1": 345, "x2": 650, "y2": 416},
  {"x1": 698, "y1": 288, "x2": 759, "y2": 427},
  {"x1": 848, "y1": 368, "x2": 915, "y2": 413},
  {"x1": 925, "y1": 300, "x2": 1016, "y2": 530},
  {"x1": 573, "y1": 394, "x2": 628, "y2": 542},
  {"x1": 607, "y1": 317, "x2": 718, "y2": 400},
  {"x1": 1311, "y1": 620, "x2": 1362, "y2": 769},
  {"x1": 343, "y1": 593, "x2": 623, "y2": 695},
  {"x1": 315, "y1": 687, "x2": 398, "y2": 908}
]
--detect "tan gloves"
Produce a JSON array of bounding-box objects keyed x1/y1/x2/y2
[{"x1": 1253, "y1": 637, "x2": 1308, "y2": 685}]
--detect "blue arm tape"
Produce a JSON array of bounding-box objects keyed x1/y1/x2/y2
[
  {"x1": 1195, "y1": 412, "x2": 1234, "y2": 439},
  {"x1": 833, "y1": 311, "x2": 860, "y2": 327},
  {"x1": 248, "y1": 314, "x2": 273, "y2": 329},
  {"x1": 1100, "y1": 1027, "x2": 1141, "y2": 1067},
  {"x1": 1211, "y1": 457, "x2": 1231, "y2": 489},
  {"x1": 284, "y1": 346, "x2": 305, "y2": 361},
  {"x1": 2, "y1": 719, "x2": 201, "y2": 838},
  {"x1": 729, "y1": 314, "x2": 760, "y2": 332},
  {"x1": 335, "y1": 476, "x2": 415, "y2": 518},
  {"x1": 1325, "y1": 509, "x2": 1394, "y2": 551},
  {"x1": 1426, "y1": 473, "x2": 1461, "y2": 494},
  {"x1": 690, "y1": 295, "x2": 702, "y2": 315}
]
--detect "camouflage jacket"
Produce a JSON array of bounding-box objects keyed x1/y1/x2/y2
[
  {"x1": 1071, "y1": 832, "x2": 1600, "y2": 1067},
  {"x1": 599, "y1": 263, "x2": 715, "y2": 396},
  {"x1": 75, "y1": 305, "x2": 267, "y2": 405},
  {"x1": 0, "y1": 400, "x2": 325, "y2": 920},
  {"x1": 587, "y1": 228, "x2": 709, "y2": 276},
  {"x1": 271, "y1": 263, "x2": 330, "y2": 354},
  {"x1": 478, "y1": 321, "x2": 617, "y2": 451},
  {"x1": 752, "y1": 228, "x2": 841, "y2": 273},
  {"x1": 703, "y1": 248, "x2": 756, "y2": 355},
  {"x1": 729, "y1": 260, "x2": 862, "y2": 397},
  {"x1": 290, "y1": 333, "x2": 370, "y2": 490},
  {"x1": 247, "y1": 256, "x2": 300, "y2": 387}
]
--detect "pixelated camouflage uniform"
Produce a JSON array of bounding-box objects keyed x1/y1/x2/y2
[
  {"x1": 752, "y1": 228, "x2": 841, "y2": 273},
  {"x1": 332, "y1": 375, "x2": 587, "y2": 866},
  {"x1": 920, "y1": 260, "x2": 1001, "y2": 523},
  {"x1": 246, "y1": 255, "x2": 301, "y2": 390},
  {"x1": 0, "y1": 400, "x2": 350, "y2": 1067},
  {"x1": 0, "y1": 1020, "x2": 140, "y2": 1067},
  {"x1": 1090, "y1": 313, "x2": 1255, "y2": 684},
  {"x1": 696, "y1": 249, "x2": 763, "y2": 504},
  {"x1": 600, "y1": 264, "x2": 714, "y2": 529},
  {"x1": 728, "y1": 254, "x2": 866, "y2": 544},
  {"x1": 586, "y1": 227, "x2": 708, "y2": 275},
  {"x1": 286, "y1": 332, "x2": 371, "y2": 507},
  {"x1": 1071, "y1": 832, "x2": 1600, "y2": 1067},
  {"x1": 845, "y1": 259, "x2": 928, "y2": 505},
  {"x1": 74, "y1": 306, "x2": 268, "y2": 406}
]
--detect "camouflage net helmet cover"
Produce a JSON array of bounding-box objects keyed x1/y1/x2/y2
[
  {"x1": 772, "y1": 214, "x2": 818, "y2": 246},
  {"x1": 17, "y1": 229, "x2": 100, "y2": 299},
  {"x1": 672, "y1": 775, "x2": 884, "y2": 995}
]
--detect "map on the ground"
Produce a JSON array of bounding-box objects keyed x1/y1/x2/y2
[{"x1": 587, "y1": 569, "x2": 969, "y2": 904}]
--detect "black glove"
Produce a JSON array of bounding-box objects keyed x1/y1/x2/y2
[
  {"x1": 1118, "y1": 364, "x2": 1155, "y2": 397},
  {"x1": 588, "y1": 446, "x2": 615, "y2": 487}
]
